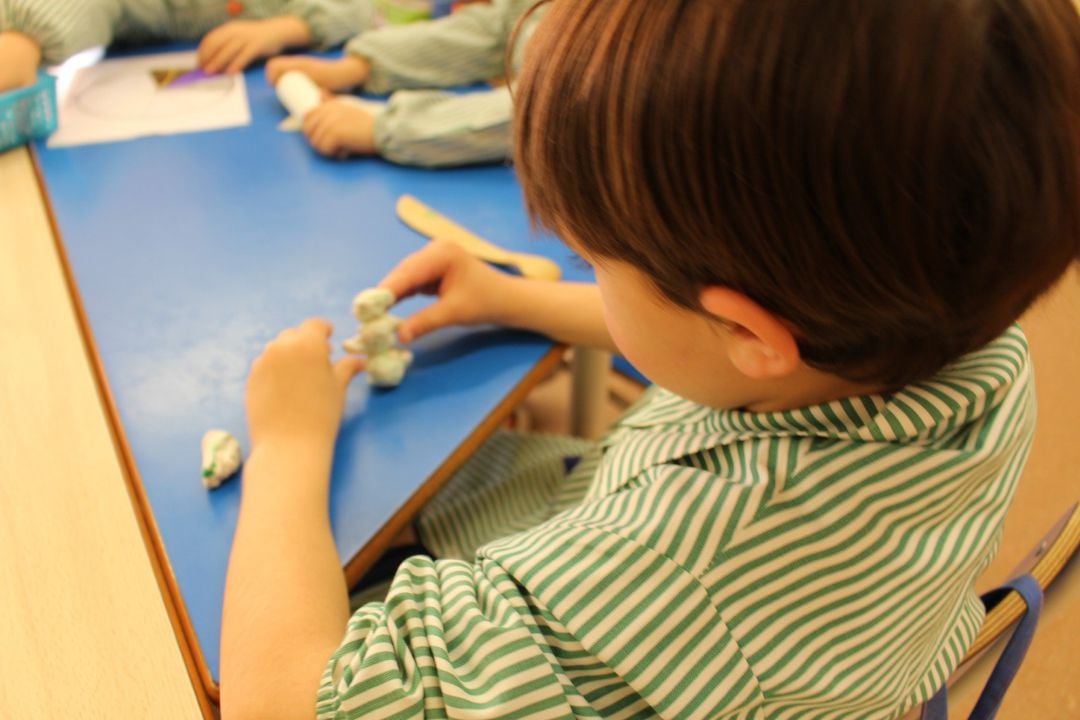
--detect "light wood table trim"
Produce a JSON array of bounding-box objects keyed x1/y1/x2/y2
[{"x1": 0, "y1": 147, "x2": 208, "y2": 718}]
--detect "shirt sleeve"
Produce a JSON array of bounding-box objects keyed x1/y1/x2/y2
[
  {"x1": 316, "y1": 555, "x2": 593, "y2": 719},
  {"x1": 373, "y1": 86, "x2": 513, "y2": 167},
  {"x1": 317, "y1": 477, "x2": 766, "y2": 719},
  {"x1": 344, "y1": 0, "x2": 511, "y2": 94},
  {"x1": 279, "y1": 0, "x2": 374, "y2": 50},
  {"x1": 0, "y1": 0, "x2": 122, "y2": 65}
]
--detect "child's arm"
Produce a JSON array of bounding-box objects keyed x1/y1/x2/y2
[
  {"x1": 0, "y1": 31, "x2": 40, "y2": 92},
  {"x1": 278, "y1": 0, "x2": 375, "y2": 50},
  {"x1": 220, "y1": 319, "x2": 365, "y2": 720},
  {"x1": 0, "y1": 0, "x2": 122, "y2": 88},
  {"x1": 266, "y1": 54, "x2": 371, "y2": 92},
  {"x1": 374, "y1": 86, "x2": 514, "y2": 167},
  {"x1": 300, "y1": 86, "x2": 514, "y2": 167},
  {"x1": 344, "y1": 0, "x2": 515, "y2": 95},
  {"x1": 381, "y1": 240, "x2": 617, "y2": 352},
  {"x1": 264, "y1": 0, "x2": 514, "y2": 96},
  {"x1": 200, "y1": 0, "x2": 373, "y2": 75}
]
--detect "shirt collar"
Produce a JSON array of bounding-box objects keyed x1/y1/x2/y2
[{"x1": 614, "y1": 326, "x2": 1029, "y2": 446}]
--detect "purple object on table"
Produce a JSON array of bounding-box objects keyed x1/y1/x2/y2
[{"x1": 168, "y1": 68, "x2": 213, "y2": 88}]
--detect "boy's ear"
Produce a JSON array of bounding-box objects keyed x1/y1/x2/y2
[{"x1": 699, "y1": 286, "x2": 801, "y2": 379}]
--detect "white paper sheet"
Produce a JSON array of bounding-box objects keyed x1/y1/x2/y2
[{"x1": 47, "y1": 51, "x2": 250, "y2": 148}]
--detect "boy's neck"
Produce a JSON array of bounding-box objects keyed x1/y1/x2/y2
[{"x1": 730, "y1": 366, "x2": 888, "y2": 414}]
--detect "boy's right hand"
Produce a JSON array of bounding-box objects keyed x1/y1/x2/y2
[
  {"x1": 265, "y1": 56, "x2": 370, "y2": 92},
  {"x1": 0, "y1": 32, "x2": 42, "y2": 93},
  {"x1": 379, "y1": 240, "x2": 515, "y2": 343}
]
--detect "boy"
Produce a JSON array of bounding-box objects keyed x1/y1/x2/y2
[
  {"x1": 0, "y1": 0, "x2": 373, "y2": 93},
  {"x1": 222, "y1": 0, "x2": 1080, "y2": 718}
]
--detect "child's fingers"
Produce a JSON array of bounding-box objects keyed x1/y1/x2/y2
[
  {"x1": 298, "y1": 317, "x2": 334, "y2": 340},
  {"x1": 218, "y1": 39, "x2": 248, "y2": 73},
  {"x1": 265, "y1": 58, "x2": 281, "y2": 84},
  {"x1": 196, "y1": 29, "x2": 223, "y2": 68},
  {"x1": 310, "y1": 127, "x2": 337, "y2": 157},
  {"x1": 225, "y1": 43, "x2": 260, "y2": 74},
  {"x1": 398, "y1": 301, "x2": 457, "y2": 343},
  {"x1": 305, "y1": 111, "x2": 344, "y2": 157},
  {"x1": 201, "y1": 39, "x2": 233, "y2": 74},
  {"x1": 200, "y1": 30, "x2": 241, "y2": 73},
  {"x1": 266, "y1": 57, "x2": 294, "y2": 85},
  {"x1": 301, "y1": 104, "x2": 329, "y2": 138},
  {"x1": 333, "y1": 355, "x2": 366, "y2": 390},
  {"x1": 379, "y1": 244, "x2": 454, "y2": 303}
]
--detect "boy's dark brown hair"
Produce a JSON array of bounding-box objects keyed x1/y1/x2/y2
[{"x1": 514, "y1": 0, "x2": 1080, "y2": 387}]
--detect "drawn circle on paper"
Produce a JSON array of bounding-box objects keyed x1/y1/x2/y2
[{"x1": 72, "y1": 69, "x2": 237, "y2": 122}]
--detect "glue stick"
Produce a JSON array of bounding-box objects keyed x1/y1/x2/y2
[{"x1": 276, "y1": 70, "x2": 322, "y2": 120}]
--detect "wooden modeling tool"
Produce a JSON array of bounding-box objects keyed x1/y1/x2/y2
[{"x1": 396, "y1": 195, "x2": 562, "y2": 281}]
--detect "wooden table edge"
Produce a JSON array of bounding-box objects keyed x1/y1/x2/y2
[{"x1": 29, "y1": 146, "x2": 219, "y2": 717}]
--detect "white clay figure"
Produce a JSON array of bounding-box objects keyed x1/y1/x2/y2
[
  {"x1": 342, "y1": 334, "x2": 365, "y2": 355},
  {"x1": 351, "y1": 287, "x2": 396, "y2": 322},
  {"x1": 367, "y1": 348, "x2": 414, "y2": 387},
  {"x1": 359, "y1": 315, "x2": 401, "y2": 354},
  {"x1": 201, "y1": 429, "x2": 242, "y2": 489},
  {"x1": 343, "y1": 286, "x2": 412, "y2": 387}
]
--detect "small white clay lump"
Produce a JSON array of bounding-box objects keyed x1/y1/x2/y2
[
  {"x1": 352, "y1": 287, "x2": 396, "y2": 321},
  {"x1": 201, "y1": 429, "x2": 242, "y2": 489},
  {"x1": 344, "y1": 287, "x2": 413, "y2": 387},
  {"x1": 367, "y1": 348, "x2": 414, "y2": 387}
]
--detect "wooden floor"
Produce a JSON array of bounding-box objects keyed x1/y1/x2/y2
[{"x1": 523, "y1": 269, "x2": 1080, "y2": 720}]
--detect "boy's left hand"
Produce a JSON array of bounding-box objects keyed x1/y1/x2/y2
[
  {"x1": 246, "y1": 318, "x2": 365, "y2": 454},
  {"x1": 199, "y1": 16, "x2": 312, "y2": 75},
  {"x1": 302, "y1": 98, "x2": 377, "y2": 158}
]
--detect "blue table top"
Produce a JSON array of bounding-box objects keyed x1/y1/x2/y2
[{"x1": 34, "y1": 53, "x2": 590, "y2": 687}]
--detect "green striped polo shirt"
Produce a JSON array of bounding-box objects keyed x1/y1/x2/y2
[{"x1": 318, "y1": 326, "x2": 1034, "y2": 719}]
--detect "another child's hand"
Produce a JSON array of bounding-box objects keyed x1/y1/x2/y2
[
  {"x1": 0, "y1": 32, "x2": 42, "y2": 93},
  {"x1": 266, "y1": 55, "x2": 370, "y2": 91},
  {"x1": 380, "y1": 240, "x2": 515, "y2": 343},
  {"x1": 245, "y1": 318, "x2": 365, "y2": 453},
  {"x1": 302, "y1": 98, "x2": 377, "y2": 158},
  {"x1": 199, "y1": 16, "x2": 312, "y2": 75}
]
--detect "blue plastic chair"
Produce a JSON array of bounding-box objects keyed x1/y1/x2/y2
[{"x1": 919, "y1": 503, "x2": 1080, "y2": 720}]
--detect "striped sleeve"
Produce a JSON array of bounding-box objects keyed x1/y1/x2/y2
[
  {"x1": 344, "y1": 0, "x2": 512, "y2": 94},
  {"x1": 0, "y1": 0, "x2": 122, "y2": 65},
  {"x1": 320, "y1": 513, "x2": 763, "y2": 720},
  {"x1": 317, "y1": 556, "x2": 602, "y2": 719},
  {"x1": 280, "y1": 0, "x2": 373, "y2": 49},
  {"x1": 373, "y1": 86, "x2": 513, "y2": 167}
]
